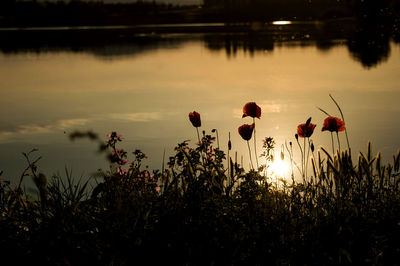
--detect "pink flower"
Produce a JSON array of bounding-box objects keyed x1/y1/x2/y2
[{"x1": 117, "y1": 169, "x2": 127, "y2": 176}]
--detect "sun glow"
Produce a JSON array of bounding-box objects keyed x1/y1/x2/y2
[
  {"x1": 270, "y1": 159, "x2": 290, "y2": 178},
  {"x1": 272, "y1": 21, "x2": 292, "y2": 25}
]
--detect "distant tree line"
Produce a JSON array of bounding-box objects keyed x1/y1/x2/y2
[
  {"x1": 0, "y1": 0, "x2": 400, "y2": 26},
  {"x1": 202, "y1": 0, "x2": 400, "y2": 21},
  {"x1": 0, "y1": 0, "x2": 196, "y2": 27}
]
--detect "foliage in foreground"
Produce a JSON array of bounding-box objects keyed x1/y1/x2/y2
[{"x1": 0, "y1": 131, "x2": 400, "y2": 265}]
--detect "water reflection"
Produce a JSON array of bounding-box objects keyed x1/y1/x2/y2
[
  {"x1": 0, "y1": 21, "x2": 399, "y2": 68},
  {"x1": 1, "y1": 22, "x2": 400, "y2": 184}
]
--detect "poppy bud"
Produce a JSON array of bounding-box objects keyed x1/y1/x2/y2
[
  {"x1": 295, "y1": 134, "x2": 298, "y2": 140},
  {"x1": 280, "y1": 151, "x2": 284, "y2": 161},
  {"x1": 311, "y1": 142, "x2": 315, "y2": 152},
  {"x1": 188, "y1": 111, "x2": 201, "y2": 127},
  {"x1": 238, "y1": 123, "x2": 255, "y2": 141},
  {"x1": 289, "y1": 141, "x2": 292, "y2": 147},
  {"x1": 305, "y1": 117, "x2": 312, "y2": 127},
  {"x1": 228, "y1": 132, "x2": 232, "y2": 150}
]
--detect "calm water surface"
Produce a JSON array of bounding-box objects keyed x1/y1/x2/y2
[{"x1": 1, "y1": 30, "x2": 399, "y2": 184}]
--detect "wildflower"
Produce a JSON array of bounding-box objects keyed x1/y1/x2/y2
[
  {"x1": 242, "y1": 102, "x2": 261, "y2": 119},
  {"x1": 238, "y1": 123, "x2": 255, "y2": 141},
  {"x1": 107, "y1": 131, "x2": 122, "y2": 140},
  {"x1": 109, "y1": 148, "x2": 127, "y2": 165},
  {"x1": 297, "y1": 123, "x2": 317, "y2": 138},
  {"x1": 322, "y1": 116, "x2": 345, "y2": 132},
  {"x1": 117, "y1": 169, "x2": 127, "y2": 176},
  {"x1": 189, "y1": 111, "x2": 201, "y2": 127}
]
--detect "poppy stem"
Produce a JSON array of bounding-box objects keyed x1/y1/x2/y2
[
  {"x1": 196, "y1": 128, "x2": 205, "y2": 164},
  {"x1": 196, "y1": 128, "x2": 201, "y2": 144},
  {"x1": 296, "y1": 138, "x2": 304, "y2": 179},
  {"x1": 331, "y1": 132, "x2": 335, "y2": 156},
  {"x1": 215, "y1": 129, "x2": 220, "y2": 149},
  {"x1": 308, "y1": 138, "x2": 319, "y2": 178},
  {"x1": 336, "y1": 132, "x2": 341, "y2": 155},
  {"x1": 306, "y1": 137, "x2": 310, "y2": 180},
  {"x1": 303, "y1": 137, "x2": 306, "y2": 180},
  {"x1": 227, "y1": 132, "x2": 231, "y2": 186},
  {"x1": 253, "y1": 118, "x2": 259, "y2": 170},
  {"x1": 247, "y1": 140, "x2": 254, "y2": 170},
  {"x1": 329, "y1": 94, "x2": 351, "y2": 154}
]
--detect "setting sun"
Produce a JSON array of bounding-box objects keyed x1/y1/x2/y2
[{"x1": 270, "y1": 159, "x2": 290, "y2": 177}]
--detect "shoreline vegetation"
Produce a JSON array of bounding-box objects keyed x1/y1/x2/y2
[
  {"x1": 1, "y1": 0, "x2": 400, "y2": 27},
  {"x1": 1, "y1": 99, "x2": 400, "y2": 264}
]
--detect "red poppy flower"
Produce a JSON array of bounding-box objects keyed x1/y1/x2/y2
[
  {"x1": 297, "y1": 123, "x2": 317, "y2": 138},
  {"x1": 238, "y1": 123, "x2": 255, "y2": 141},
  {"x1": 242, "y1": 102, "x2": 261, "y2": 119},
  {"x1": 322, "y1": 116, "x2": 345, "y2": 132},
  {"x1": 189, "y1": 111, "x2": 201, "y2": 127}
]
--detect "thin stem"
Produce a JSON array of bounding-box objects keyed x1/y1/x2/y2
[
  {"x1": 215, "y1": 129, "x2": 220, "y2": 149},
  {"x1": 296, "y1": 138, "x2": 304, "y2": 179},
  {"x1": 253, "y1": 118, "x2": 259, "y2": 170},
  {"x1": 308, "y1": 138, "x2": 319, "y2": 178},
  {"x1": 336, "y1": 132, "x2": 341, "y2": 154},
  {"x1": 285, "y1": 141, "x2": 295, "y2": 183},
  {"x1": 330, "y1": 94, "x2": 351, "y2": 154},
  {"x1": 306, "y1": 137, "x2": 311, "y2": 179},
  {"x1": 304, "y1": 137, "x2": 307, "y2": 181},
  {"x1": 196, "y1": 127, "x2": 201, "y2": 144},
  {"x1": 247, "y1": 141, "x2": 254, "y2": 170},
  {"x1": 331, "y1": 132, "x2": 335, "y2": 155},
  {"x1": 196, "y1": 128, "x2": 205, "y2": 164},
  {"x1": 162, "y1": 148, "x2": 165, "y2": 173},
  {"x1": 227, "y1": 132, "x2": 231, "y2": 186}
]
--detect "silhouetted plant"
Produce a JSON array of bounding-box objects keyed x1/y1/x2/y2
[{"x1": 1, "y1": 101, "x2": 400, "y2": 265}]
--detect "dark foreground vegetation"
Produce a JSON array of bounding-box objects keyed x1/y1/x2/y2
[
  {"x1": 1, "y1": 104, "x2": 400, "y2": 265},
  {"x1": 1, "y1": 0, "x2": 400, "y2": 26}
]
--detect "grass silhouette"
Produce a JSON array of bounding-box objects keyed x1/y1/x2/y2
[{"x1": 1, "y1": 101, "x2": 399, "y2": 265}]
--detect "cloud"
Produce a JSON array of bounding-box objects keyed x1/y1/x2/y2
[
  {"x1": 108, "y1": 112, "x2": 163, "y2": 122},
  {"x1": 0, "y1": 118, "x2": 88, "y2": 137}
]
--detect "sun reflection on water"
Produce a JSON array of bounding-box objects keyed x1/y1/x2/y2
[{"x1": 272, "y1": 21, "x2": 292, "y2": 25}]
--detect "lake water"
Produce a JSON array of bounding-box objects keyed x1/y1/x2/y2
[{"x1": 1, "y1": 23, "x2": 400, "y2": 185}]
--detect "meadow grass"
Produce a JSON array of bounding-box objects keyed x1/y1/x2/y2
[
  {"x1": 0, "y1": 129, "x2": 399, "y2": 265},
  {"x1": 1, "y1": 98, "x2": 399, "y2": 265}
]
